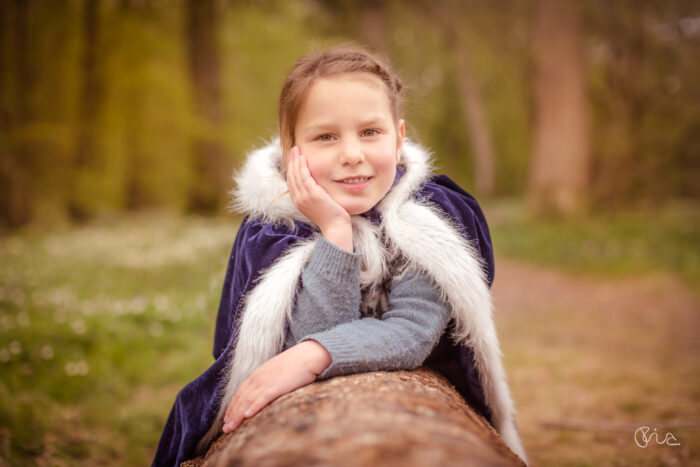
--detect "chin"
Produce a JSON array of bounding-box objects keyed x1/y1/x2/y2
[{"x1": 342, "y1": 202, "x2": 375, "y2": 216}]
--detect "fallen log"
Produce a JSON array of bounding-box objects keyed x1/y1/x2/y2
[{"x1": 183, "y1": 367, "x2": 525, "y2": 467}]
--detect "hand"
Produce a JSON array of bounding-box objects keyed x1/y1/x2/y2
[
  {"x1": 286, "y1": 146, "x2": 352, "y2": 236},
  {"x1": 221, "y1": 340, "x2": 332, "y2": 433}
]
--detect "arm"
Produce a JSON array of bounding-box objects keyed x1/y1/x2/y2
[
  {"x1": 284, "y1": 236, "x2": 362, "y2": 349},
  {"x1": 299, "y1": 267, "x2": 451, "y2": 380},
  {"x1": 222, "y1": 267, "x2": 450, "y2": 434}
]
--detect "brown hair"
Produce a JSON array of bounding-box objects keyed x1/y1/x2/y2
[{"x1": 278, "y1": 44, "x2": 405, "y2": 173}]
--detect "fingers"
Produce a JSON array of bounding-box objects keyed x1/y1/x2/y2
[
  {"x1": 294, "y1": 149, "x2": 320, "y2": 195},
  {"x1": 222, "y1": 378, "x2": 267, "y2": 433},
  {"x1": 295, "y1": 148, "x2": 312, "y2": 195},
  {"x1": 287, "y1": 146, "x2": 306, "y2": 200},
  {"x1": 288, "y1": 146, "x2": 314, "y2": 204},
  {"x1": 222, "y1": 392, "x2": 248, "y2": 433},
  {"x1": 286, "y1": 147, "x2": 298, "y2": 195}
]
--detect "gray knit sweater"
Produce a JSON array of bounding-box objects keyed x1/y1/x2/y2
[{"x1": 283, "y1": 236, "x2": 451, "y2": 380}]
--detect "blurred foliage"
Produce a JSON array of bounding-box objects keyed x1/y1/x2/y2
[
  {"x1": 0, "y1": 0, "x2": 698, "y2": 227},
  {"x1": 488, "y1": 199, "x2": 700, "y2": 288}
]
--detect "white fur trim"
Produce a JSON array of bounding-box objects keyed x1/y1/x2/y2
[
  {"x1": 383, "y1": 199, "x2": 528, "y2": 463},
  {"x1": 199, "y1": 139, "x2": 528, "y2": 464},
  {"x1": 195, "y1": 238, "x2": 318, "y2": 454}
]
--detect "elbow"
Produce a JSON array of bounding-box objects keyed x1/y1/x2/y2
[{"x1": 404, "y1": 342, "x2": 433, "y2": 369}]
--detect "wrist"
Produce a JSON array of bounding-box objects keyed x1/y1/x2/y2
[
  {"x1": 321, "y1": 221, "x2": 353, "y2": 252},
  {"x1": 297, "y1": 339, "x2": 332, "y2": 376}
]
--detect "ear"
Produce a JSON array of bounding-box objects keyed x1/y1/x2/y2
[{"x1": 396, "y1": 119, "x2": 406, "y2": 163}]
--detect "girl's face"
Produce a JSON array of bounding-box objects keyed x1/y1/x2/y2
[{"x1": 293, "y1": 73, "x2": 405, "y2": 216}]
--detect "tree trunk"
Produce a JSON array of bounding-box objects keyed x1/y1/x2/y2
[
  {"x1": 428, "y1": 2, "x2": 496, "y2": 197},
  {"x1": 452, "y1": 35, "x2": 496, "y2": 197},
  {"x1": 183, "y1": 367, "x2": 525, "y2": 467},
  {"x1": 529, "y1": 0, "x2": 590, "y2": 217},
  {"x1": 69, "y1": 0, "x2": 103, "y2": 221},
  {"x1": 185, "y1": 0, "x2": 228, "y2": 213},
  {"x1": 359, "y1": 0, "x2": 386, "y2": 50},
  {"x1": 0, "y1": 0, "x2": 36, "y2": 227}
]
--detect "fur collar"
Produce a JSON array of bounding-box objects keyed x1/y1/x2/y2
[
  {"x1": 197, "y1": 139, "x2": 528, "y2": 464},
  {"x1": 229, "y1": 137, "x2": 435, "y2": 229}
]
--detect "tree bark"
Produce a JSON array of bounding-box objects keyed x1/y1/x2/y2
[
  {"x1": 185, "y1": 0, "x2": 228, "y2": 213},
  {"x1": 359, "y1": 0, "x2": 386, "y2": 50},
  {"x1": 183, "y1": 367, "x2": 525, "y2": 467},
  {"x1": 0, "y1": 0, "x2": 36, "y2": 227},
  {"x1": 69, "y1": 0, "x2": 103, "y2": 221},
  {"x1": 529, "y1": 0, "x2": 590, "y2": 217},
  {"x1": 452, "y1": 35, "x2": 496, "y2": 197}
]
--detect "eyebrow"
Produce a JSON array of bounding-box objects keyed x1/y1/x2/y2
[{"x1": 303, "y1": 116, "x2": 390, "y2": 133}]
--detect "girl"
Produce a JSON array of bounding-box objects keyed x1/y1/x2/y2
[{"x1": 153, "y1": 45, "x2": 527, "y2": 466}]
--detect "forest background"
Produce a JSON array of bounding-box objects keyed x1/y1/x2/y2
[
  {"x1": 1, "y1": 0, "x2": 698, "y2": 226},
  {"x1": 1, "y1": 0, "x2": 699, "y2": 465}
]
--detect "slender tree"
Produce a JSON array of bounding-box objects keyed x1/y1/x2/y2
[
  {"x1": 70, "y1": 0, "x2": 103, "y2": 221},
  {"x1": 0, "y1": 0, "x2": 36, "y2": 226},
  {"x1": 185, "y1": 0, "x2": 228, "y2": 213},
  {"x1": 427, "y1": 1, "x2": 497, "y2": 197},
  {"x1": 529, "y1": 0, "x2": 590, "y2": 217},
  {"x1": 359, "y1": 0, "x2": 386, "y2": 50}
]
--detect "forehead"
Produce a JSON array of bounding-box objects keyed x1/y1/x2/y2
[{"x1": 299, "y1": 72, "x2": 391, "y2": 115}]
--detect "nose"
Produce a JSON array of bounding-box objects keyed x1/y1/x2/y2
[{"x1": 339, "y1": 137, "x2": 364, "y2": 166}]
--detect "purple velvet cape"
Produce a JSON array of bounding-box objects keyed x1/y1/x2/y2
[{"x1": 152, "y1": 174, "x2": 495, "y2": 466}]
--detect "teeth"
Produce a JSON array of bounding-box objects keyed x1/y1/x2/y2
[{"x1": 341, "y1": 177, "x2": 369, "y2": 184}]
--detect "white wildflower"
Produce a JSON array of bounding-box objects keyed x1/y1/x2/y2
[
  {"x1": 40, "y1": 345, "x2": 54, "y2": 360},
  {"x1": 130, "y1": 297, "x2": 146, "y2": 315},
  {"x1": 154, "y1": 295, "x2": 169, "y2": 312},
  {"x1": 76, "y1": 360, "x2": 89, "y2": 375},
  {"x1": 65, "y1": 360, "x2": 88, "y2": 376},
  {"x1": 195, "y1": 294, "x2": 206, "y2": 312},
  {"x1": 0, "y1": 315, "x2": 13, "y2": 331},
  {"x1": 71, "y1": 318, "x2": 87, "y2": 335},
  {"x1": 9, "y1": 340, "x2": 21, "y2": 354},
  {"x1": 10, "y1": 290, "x2": 25, "y2": 306}
]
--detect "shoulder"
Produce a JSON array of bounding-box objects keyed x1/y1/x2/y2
[
  {"x1": 415, "y1": 175, "x2": 487, "y2": 223},
  {"x1": 412, "y1": 175, "x2": 495, "y2": 286},
  {"x1": 233, "y1": 215, "x2": 318, "y2": 271}
]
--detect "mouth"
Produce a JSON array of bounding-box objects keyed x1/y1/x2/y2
[{"x1": 335, "y1": 176, "x2": 373, "y2": 184}]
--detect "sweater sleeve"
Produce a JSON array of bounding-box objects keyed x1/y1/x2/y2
[
  {"x1": 283, "y1": 236, "x2": 362, "y2": 349},
  {"x1": 299, "y1": 268, "x2": 451, "y2": 380}
]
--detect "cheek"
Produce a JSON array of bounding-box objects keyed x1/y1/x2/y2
[
  {"x1": 372, "y1": 146, "x2": 398, "y2": 177},
  {"x1": 303, "y1": 153, "x2": 332, "y2": 184}
]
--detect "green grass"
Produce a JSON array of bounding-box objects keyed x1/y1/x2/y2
[
  {"x1": 485, "y1": 199, "x2": 700, "y2": 288},
  {"x1": 0, "y1": 213, "x2": 239, "y2": 465}
]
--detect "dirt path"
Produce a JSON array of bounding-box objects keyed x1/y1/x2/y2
[{"x1": 491, "y1": 257, "x2": 700, "y2": 466}]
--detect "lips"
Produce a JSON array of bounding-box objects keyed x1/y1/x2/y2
[{"x1": 336, "y1": 175, "x2": 373, "y2": 184}]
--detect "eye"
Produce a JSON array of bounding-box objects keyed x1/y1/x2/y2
[
  {"x1": 316, "y1": 134, "x2": 335, "y2": 142},
  {"x1": 361, "y1": 128, "x2": 380, "y2": 137}
]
